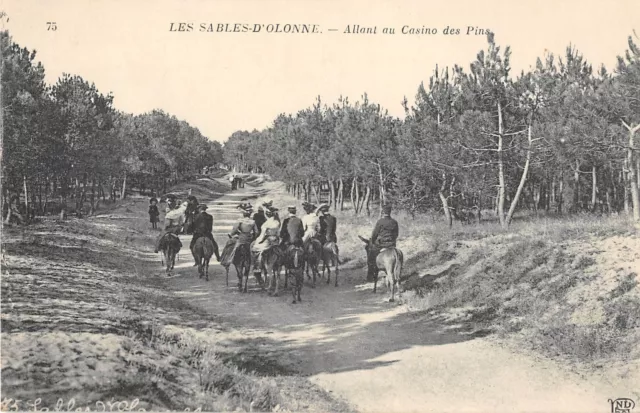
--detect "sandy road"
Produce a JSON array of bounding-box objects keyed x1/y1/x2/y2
[{"x1": 162, "y1": 180, "x2": 634, "y2": 413}]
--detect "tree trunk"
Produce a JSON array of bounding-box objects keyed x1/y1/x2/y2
[
  {"x1": 497, "y1": 102, "x2": 506, "y2": 228},
  {"x1": 90, "y1": 179, "x2": 96, "y2": 215},
  {"x1": 551, "y1": 176, "x2": 556, "y2": 210},
  {"x1": 591, "y1": 165, "x2": 597, "y2": 212},
  {"x1": 329, "y1": 180, "x2": 336, "y2": 210},
  {"x1": 338, "y1": 178, "x2": 344, "y2": 211},
  {"x1": 60, "y1": 193, "x2": 66, "y2": 220},
  {"x1": 439, "y1": 174, "x2": 453, "y2": 228},
  {"x1": 506, "y1": 124, "x2": 533, "y2": 226},
  {"x1": 623, "y1": 122, "x2": 640, "y2": 221},
  {"x1": 558, "y1": 174, "x2": 564, "y2": 214},
  {"x1": 79, "y1": 174, "x2": 88, "y2": 212},
  {"x1": 354, "y1": 178, "x2": 361, "y2": 215},
  {"x1": 624, "y1": 159, "x2": 631, "y2": 215},
  {"x1": 109, "y1": 177, "x2": 114, "y2": 202},
  {"x1": 573, "y1": 159, "x2": 580, "y2": 212},
  {"x1": 23, "y1": 176, "x2": 29, "y2": 216},
  {"x1": 312, "y1": 182, "x2": 320, "y2": 204},
  {"x1": 364, "y1": 185, "x2": 371, "y2": 216},
  {"x1": 43, "y1": 182, "x2": 49, "y2": 217},
  {"x1": 4, "y1": 189, "x2": 12, "y2": 224},
  {"x1": 350, "y1": 177, "x2": 356, "y2": 214},
  {"x1": 4, "y1": 204, "x2": 12, "y2": 224},
  {"x1": 376, "y1": 161, "x2": 386, "y2": 206},
  {"x1": 356, "y1": 181, "x2": 367, "y2": 214},
  {"x1": 611, "y1": 167, "x2": 618, "y2": 212},
  {"x1": 121, "y1": 172, "x2": 127, "y2": 200}
]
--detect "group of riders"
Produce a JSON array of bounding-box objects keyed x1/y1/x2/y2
[
  {"x1": 218, "y1": 200, "x2": 339, "y2": 272},
  {"x1": 153, "y1": 190, "x2": 400, "y2": 282}
]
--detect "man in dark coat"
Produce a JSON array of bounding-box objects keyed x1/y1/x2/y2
[
  {"x1": 317, "y1": 203, "x2": 337, "y2": 245},
  {"x1": 190, "y1": 204, "x2": 220, "y2": 265},
  {"x1": 371, "y1": 204, "x2": 399, "y2": 249},
  {"x1": 253, "y1": 206, "x2": 267, "y2": 233},
  {"x1": 184, "y1": 195, "x2": 199, "y2": 234},
  {"x1": 280, "y1": 206, "x2": 304, "y2": 248},
  {"x1": 368, "y1": 204, "x2": 399, "y2": 281}
]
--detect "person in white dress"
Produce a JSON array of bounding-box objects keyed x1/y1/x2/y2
[
  {"x1": 301, "y1": 202, "x2": 320, "y2": 244},
  {"x1": 251, "y1": 206, "x2": 280, "y2": 270}
]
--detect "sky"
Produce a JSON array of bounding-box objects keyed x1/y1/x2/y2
[{"x1": 3, "y1": 0, "x2": 639, "y2": 143}]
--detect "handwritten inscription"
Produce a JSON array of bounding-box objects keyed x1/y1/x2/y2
[{"x1": 1, "y1": 397, "x2": 201, "y2": 412}]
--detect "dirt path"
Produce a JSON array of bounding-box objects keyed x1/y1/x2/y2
[{"x1": 164, "y1": 180, "x2": 634, "y2": 413}]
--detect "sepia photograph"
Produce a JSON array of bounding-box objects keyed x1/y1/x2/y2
[{"x1": 1, "y1": 1, "x2": 639, "y2": 412}]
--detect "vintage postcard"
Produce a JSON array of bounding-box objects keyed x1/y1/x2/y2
[{"x1": 1, "y1": 0, "x2": 639, "y2": 412}]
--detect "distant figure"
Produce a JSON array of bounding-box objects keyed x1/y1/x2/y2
[
  {"x1": 149, "y1": 198, "x2": 160, "y2": 229},
  {"x1": 230, "y1": 174, "x2": 237, "y2": 190}
]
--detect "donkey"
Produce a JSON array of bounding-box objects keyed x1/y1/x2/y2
[
  {"x1": 358, "y1": 236, "x2": 404, "y2": 302},
  {"x1": 304, "y1": 238, "x2": 323, "y2": 288},
  {"x1": 284, "y1": 245, "x2": 305, "y2": 304},
  {"x1": 193, "y1": 236, "x2": 214, "y2": 281},
  {"x1": 262, "y1": 245, "x2": 285, "y2": 296},
  {"x1": 322, "y1": 241, "x2": 340, "y2": 287},
  {"x1": 234, "y1": 242, "x2": 262, "y2": 293},
  {"x1": 159, "y1": 233, "x2": 182, "y2": 275}
]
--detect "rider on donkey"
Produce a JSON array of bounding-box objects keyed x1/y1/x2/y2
[
  {"x1": 190, "y1": 204, "x2": 220, "y2": 265},
  {"x1": 316, "y1": 203, "x2": 337, "y2": 245},
  {"x1": 301, "y1": 202, "x2": 321, "y2": 246},
  {"x1": 368, "y1": 204, "x2": 399, "y2": 281},
  {"x1": 250, "y1": 205, "x2": 280, "y2": 272},
  {"x1": 252, "y1": 205, "x2": 267, "y2": 233},
  {"x1": 154, "y1": 200, "x2": 187, "y2": 253},
  {"x1": 220, "y1": 203, "x2": 259, "y2": 266},
  {"x1": 280, "y1": 206, "x2": 304, "y2": 249}
]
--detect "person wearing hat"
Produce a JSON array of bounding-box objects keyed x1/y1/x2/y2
[
  {"x1": 154, "y1": 200, "x2": 187, "y2": 253},
  {"x1": 190, "y1": 204, "x2": 220, "y2": 265},
  {"x1": 301, "y1": 202, "x2": 320, "y2": 244},
  {"x1": 221, "y1": 204, "x2": 259, "y2": 266},
  {"x1": 148, "y1": 198, "x2": 160, "y2": 230},
  {"x1": 253, "y1": 205, "x2": 267, "y2": 233},
  {"x1": 316, "y1": 203, "x2": 337, "y2": 245},
  {"x1": 165, "y1": 194, "x2": 178, "y2": 212},
  {"x1": 184, "y1": 195, "x2": 200, "y2": 235},
  {"x1": 250, "y1": 206, "x2": 280, "y2": 270},
  {"x1": 280, "y1": 206, "x2": 304, "y2": 248},
  {"x1": 368, "y1": 204, "x2": 399, "y2": 280}
]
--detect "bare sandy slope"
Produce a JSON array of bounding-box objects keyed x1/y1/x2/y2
[{"x1": 164, "y1": 180, "x2": 636, "y2": 413}]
